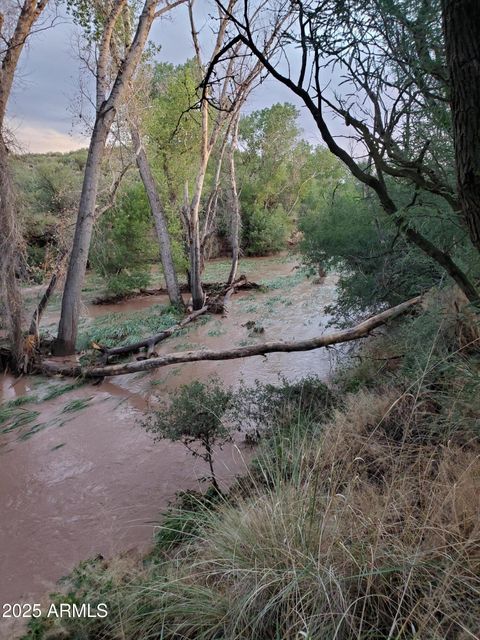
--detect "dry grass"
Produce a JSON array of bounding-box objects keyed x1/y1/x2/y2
[{"x1": 146, "y1": 391, "x2": 479, "y2": 639}]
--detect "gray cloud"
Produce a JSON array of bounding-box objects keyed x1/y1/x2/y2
[{"x1": 8, "y1": 3, "x2": 340, "y2": 152}]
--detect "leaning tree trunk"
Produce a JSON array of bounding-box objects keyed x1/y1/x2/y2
[
  {"x1": 443, "y1": 0, "x2": 480, "y2": 253},
  {"x1": 227, "y1": 116, "x2": 240, "y2": 285},
  {"x1": 188, "y1": 116, "x2": 209, "y2": 310},
  {"x1": 52, "y1": 114, "x2": 114, "y2": 355},
  {"x1": 131, "y1": 126, "x2": 183, "y2": 308},
  {"x1": 0, "y1": 137, "x2": 23, "y2": 367},
  {"x1": 53, "y1": 0, "x2": 159, "y2": 355}
]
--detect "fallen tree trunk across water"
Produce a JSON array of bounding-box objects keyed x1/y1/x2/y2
[
  {"x1": 96, "y1": 305, "x2": 209, "y2": 360},
  {"x1": 91, "y1": 275, "x2": 261, "y2": 305},
  {"x1": 40, "y1": 295, "x2": 422, "y2": 379},
  {"x1": 93, "y1": 276, "x2": 259, "y2": 360}
]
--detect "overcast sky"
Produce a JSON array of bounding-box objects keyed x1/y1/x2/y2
[{"x1": 7, "y1": 3, "x2": 330, "y2": 154}]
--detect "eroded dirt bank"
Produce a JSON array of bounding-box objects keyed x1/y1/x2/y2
[{"x1": 0, "y1": 257, "x2": 337, "y2": 637}]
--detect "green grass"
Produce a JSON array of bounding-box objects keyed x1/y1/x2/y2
[
  {"x1": 206, "y1": 321, "x2": 227, "y2": 337},
  {"x1": 4, "y1": 395, "x2": 38, "y2": 407},
  {"x1": 262, "y1": 268, "x2": 306, "y2": 290},
  {"x1": 62, "y1": 397, "x2": 94, "y2": 413},
  {"x1": 0, "y1": 407, "x2": 40, "y2": 434},
  {"x1": 42, "y1": 381, "x2": 85, "y2": 401},
  {"x1": 76, "y1": 304, "x2": 182, "y2": 350}
]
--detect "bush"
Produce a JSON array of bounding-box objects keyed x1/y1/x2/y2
[
  {"x1": 242, "y1": 205, "x2": 292, "y2": 256},
  {"x1": 299, "y1": 182, "x2": 478, "y2": 324},
  {"x1": 232, "y1": 375, "x2": 336, "y2": 436},
  {"x1": 145, "y1": 379, "x2": 233, "y2": 492},
  {"x1": 90, "y1": 185, "x2": 157, "y2": 296}
]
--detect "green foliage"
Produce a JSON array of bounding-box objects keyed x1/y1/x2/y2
[
  {"x1": 299, "y1": 177, "x2": 479, "y2": 323},
  {"x1": 242, "y1": 205, "x2": 292, "y2": 255},
  {"x1": 235, "y1": 104, "x2": 348, "y2": 256},
  {"x1": 13, "y1": 150, "x2": 86, "y2": 280},
  {"x1": 145, "y1": 61, "x2": 200, "y2": 265},
  {"x1": 232, "y1": 376, "x2": 336, "y2": 437},
  {"x1": 90, "y1": 184, "x2": 156, "y2": 295},
  {"x1": 237, "y1": 103, "x2": 300, "y2": 254},
  {"x1": 336, "y1": 287, "x2": 480, "y2": 438},
  {"x1": 145, "y1": 379, "x2": 233, "y2": 490},
  {"x1": 77, "y1": 304, "x2": 182, "y2": 351},
  {"x1": 154, "y1": 488, "x2": 223, "y2": 553}
]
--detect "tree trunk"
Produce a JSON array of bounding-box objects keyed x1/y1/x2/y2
[
  {"x1": 52, "y1": 0, "x2": 159, "y2": 355},
  {"x1": 188, "y1": 116, "x2": 208, "y2": 310},
  {"x1": 443, "y1": 0, "x2": 480, "y2": 252},
  {"x1": 201, "y1": 133, "x2": 229, "y2": 273},
  {"x1": 29, "y1": 249, "x2": 68, "y2": 339},
  {"x1": 131, "y1": 125, "x2": 183, "y2": 308},
  {"x1": 0, "y1": 137, "x2": 23, "y2": 367},
  {"x1": 0, "y1": 0, "x2": 50, "y2": 369},
  {"x1": 227, "y1": 116, "x2": 240, "y2": 285},
  {"x1": 52, "y1": 114, "x2": 114, "y2": 355},
  {"x1": 41, "y1": 294, "x2": 422, "y2": 378}
]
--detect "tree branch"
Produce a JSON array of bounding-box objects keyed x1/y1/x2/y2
[{"x1": 40, "y1": 295, "x2": 422, "y2": 378}]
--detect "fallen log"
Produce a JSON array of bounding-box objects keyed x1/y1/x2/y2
[
  {"x1": 92, "y1": 276, "x2": 260, "y2": 305},
  {"x1": 95, "y1": 306, "x2": 209, "y2": 360},
  {"x1": 208, "y1": 274, "x2": 260, "y2": 315},
  {"x1": 40, "y1": 295, "x2": 422, "y2": 379},
  {"x1": 93, "y1": 276, "x2": 258, "y2": 359}
]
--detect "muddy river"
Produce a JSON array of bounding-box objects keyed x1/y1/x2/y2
[{"x1": 0, "y1": 256, "x2": 337, "y2": 638}]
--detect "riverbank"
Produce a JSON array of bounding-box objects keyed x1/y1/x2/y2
[
  {"x1": 0, "y1": 255, "x2": 338, "y2": 639},
  {"x1": 20, "y1": 285, "x2": 480, "y2": 640}
]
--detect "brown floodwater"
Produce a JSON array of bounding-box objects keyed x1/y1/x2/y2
[{"x1": 0, "y1": 257, "x2": 338, "y2": 638}]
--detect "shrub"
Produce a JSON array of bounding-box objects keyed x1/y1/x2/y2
[
  {"x1": 145, "y1": 379, "x2": 233, "y2": 492},
  {"x1": 232, "y1": 375, "x2": 336, "y2": 437},
  {"x1": 242, "y1": 205, "x2": 292, "y2": 256},
  {"x1": 299, "y1": 182, "x2": 478, "y2": 324},
  {"x1": 90, "y1": 185, "x2": 156, "y2": 296}
]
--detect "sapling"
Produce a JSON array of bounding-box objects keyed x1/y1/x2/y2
[{"x1": 145, "y1": 379, "x2": 233, "y2": 493}]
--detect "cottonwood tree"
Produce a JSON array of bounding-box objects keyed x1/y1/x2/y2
[
  {"x1": 181, "y1": 0, "x2": 239, "y2": 309},
  {"x1": 130, "y1": 121, "x2": 184, "y2": 307},
  {"x1": 53, "y1": 0, "x2": 185, "y2": 356},
  {"x1": 442, "y1": 0, "x2": 480, "y2": 253},
  {"x1": 184, "y1": 0, "x2": 284, "y2": 308},
  {"x1": 0, "y1": 0, "x2": 50, "y2": 368},
  {"x1": 226, "y1": 111, "x2": 240, "y2": 283},
  {"x1": 206, "y1": 0, "x2": 480, "y2": 303},
  {"x1": 107, "y1": 16, "x2": 184, "y2": 308}
]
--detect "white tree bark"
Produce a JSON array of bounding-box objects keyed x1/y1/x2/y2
[
  {"x1": 130, "y1": 124, "x2": 183, "y2": 308},
  {"x1": 53, "y1": 0, "x2": 160, "y2": 355},
  {"x1": 227, "y1": 114, "x2": 241, "y2": 285}
]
